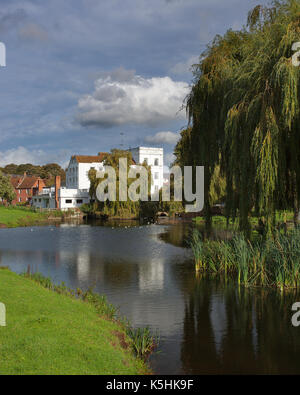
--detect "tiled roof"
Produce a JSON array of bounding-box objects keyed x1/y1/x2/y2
[
  {"x1": 73, "y1": 153, "x2": 109, "y2": 163},
  {"x1": 10, "y1": 176, "x2": 22, "y2": 188},
  {"x1": 73, "y1": 152, "x2": 136, "y2": 165},
  {"x1": 18, "y1": 176, "x2": 40, "y2": 189}
]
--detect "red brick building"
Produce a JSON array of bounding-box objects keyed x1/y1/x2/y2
[{"x1": 10, "y1": 174, "x2": 46, "y2": 205}]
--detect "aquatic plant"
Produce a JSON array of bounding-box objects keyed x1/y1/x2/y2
[
  {"x1": 126, "y1": 326, "x2": 159, "y2": 361},
  {"x1": 190, "y1": 228, "x2": 300, "y2": 290}
]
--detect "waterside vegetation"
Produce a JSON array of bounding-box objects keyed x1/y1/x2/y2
[
  {"x1": 191, "y1": 227, "x2": 300, "y2": 290},
  {"x1": 175, "y1": 0, "x2": 300, "y2": 237}
]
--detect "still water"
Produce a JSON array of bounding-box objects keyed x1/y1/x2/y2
[{"x1": 0, "y1": 221, "x2": 300, "y2": 374}]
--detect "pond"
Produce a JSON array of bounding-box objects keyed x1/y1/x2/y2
[{"x1": 0, "y1": 221, "x2": 299, "y2": 374}]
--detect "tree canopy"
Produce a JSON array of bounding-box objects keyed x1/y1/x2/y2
[
  {"x1": 0, "y1": 171, "x2": 16, "y2": 204},
  {"x1": 175, "y1": 0, "x2": 300, "y2": 236},
  {"x1": 0, "y1": 163, "x2": 66, "y2": 186}
]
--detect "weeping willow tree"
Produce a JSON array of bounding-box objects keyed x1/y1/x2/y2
[
  {"x1": 174, "y1": 128, "x2": 226, "y2": 206},
  {"x1": 177, "y1": 0, "x2": 300, "y2": 237}
]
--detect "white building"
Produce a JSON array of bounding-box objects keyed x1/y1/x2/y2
[
  {"x1": 32, "y1": 147, "x2": 164, "y2": 210},
  {"x1": 66, "y1": 154, "x2": 106, "y2": 190},
  {"x1": 32, "y1": 186, "x2": 91, "y2": 210},
  {"x1": 129, "y1": 147, "x2": 164, "y2": 195}
]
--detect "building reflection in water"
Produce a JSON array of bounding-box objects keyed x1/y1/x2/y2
[
  {"x1": 138, "y1": 259, "x2": 164, "y2": 293},
  {"x1": 1, "y1": 224, "x2": 300, "y2": 374}
]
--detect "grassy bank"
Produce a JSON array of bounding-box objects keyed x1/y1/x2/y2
[
  {"x1": 190, "y1": 228, "x2": 300, "y2": 290},
  {"x1": 0, "y1": 206, "x2": 79, "y2": 228},
  {"x1": 0, "y1": 206, "x2": 48, "y2": 228},
  {"x1": 0, "y1": 269, "x2": 150, "y2": 374}
]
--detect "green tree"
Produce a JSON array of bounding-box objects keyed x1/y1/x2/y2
[
  {"x1": 2, "y1": 162, "x2": 66, "y2": 187},
  {"x1": 0, "y1": 172, "x2": 16, "y2": 204},
  {"x1": 176, "y1": 0, "x2": 300, "y2": 237}
]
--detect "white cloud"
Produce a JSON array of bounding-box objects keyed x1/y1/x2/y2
[
  {"x1": 145, "y1": 131, "x2": 179, "y2": 145},
  {"x1": 0, "y1": 146, "x2": 69, "y2": 168},
  {"x1": 77, "y1": 68, "x2": 189, "y2": 128}
]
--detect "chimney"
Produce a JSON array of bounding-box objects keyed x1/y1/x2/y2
[
  {"x1": 38, "y1": 179, "x2": 43, "y2": 193},
  {"x1": 55, "y1": 176, "x2": 61, "y2": 209}
]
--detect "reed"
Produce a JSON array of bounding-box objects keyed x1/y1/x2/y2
[
  {"x1": 190, "y1": 228, "x2": 300, "y2": 290},
  {"x1": 126, "y1": 326, "x2": 159, "y2": 361}
]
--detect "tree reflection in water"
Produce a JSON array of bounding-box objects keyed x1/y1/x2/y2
[{"x1": 180, "y1": 274, "x2": 300, "y2": 374}]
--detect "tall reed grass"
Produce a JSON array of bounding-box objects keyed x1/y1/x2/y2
[
  {"x1": 190, "y1": 228, "x2": 300, "y2": 290},
  {"x1": 125, "y1": 327, "x2": 159, "y2": 361}
]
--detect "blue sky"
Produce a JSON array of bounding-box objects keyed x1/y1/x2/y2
[{"x1": 0, "y1": 0, "x2": 269, "y2": 168}]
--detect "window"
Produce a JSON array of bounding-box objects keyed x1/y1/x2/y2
[
  {"x1": 66, "y1": 199, "x2": 72, "y2": 204},
  {"x1": 38, "y1": 199, "x2": 41, "y2": 202},
  {"x1": 154, "y1": 158, "x2": 159, "y2": 166},
  {"x1": 154, "y1": 172, "x2": 159, "y2": 180},
  {"x1": 19, "y1": 197, "x2": 21, "y2": 202},
  {"x1": 76, "y1": 199, "x2": 83, "y2": 204},
  {"x1": 155, "y1": 185, "x2": 159, "y2": 192}
]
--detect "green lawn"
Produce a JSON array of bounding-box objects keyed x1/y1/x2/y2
[
  {"x1": 0, "y1": 269, "x2": 148, "y2": 375},
  {"x1": 0, "y1": 206, "x2": 47, "y2": 227}
]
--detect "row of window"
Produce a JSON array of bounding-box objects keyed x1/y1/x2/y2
[
  {"x1": 33, "y1": 198, "x2": 83, "y2": 204},
  {"x1": 143, "y1": 158, "x2": 160, "y2": 166},
  {"x1": 17, "y1": 189, "x2": 31, "y2": 195},
  {"x1": 65, "y1": 199, "x2": 83, "y2": 204}
]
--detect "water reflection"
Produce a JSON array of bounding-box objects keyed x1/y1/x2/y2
[
  {"x1": 179, "y1": 275, "x2": 300, "y2": 374},
  {"x1": 159, "y1": 222, "x2": 233, "y2": 248},
  {"x1": 139, "y1": 260, "x2": 164, "y2": 293},
  {"x1": 0, "y1": 223, "x2": 299, "y2": 374}
]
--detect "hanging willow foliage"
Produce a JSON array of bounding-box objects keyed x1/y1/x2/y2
[{"x1": 175, "y1": 0, "x2": 300, "y2": 236}]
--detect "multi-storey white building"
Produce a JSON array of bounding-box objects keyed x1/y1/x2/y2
[
  {"x1": 129, "y1": 147, "x2": 164, "y2": 195},
  {"x1": 32, "y1": 147, "x2": 164, "y2": 210},
  {"x1": 65, "y1": 154, "x2": 106, "y2": 189}
]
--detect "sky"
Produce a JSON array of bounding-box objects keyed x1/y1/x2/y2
[{"x1": 0, "y1": 0, "x2": 269, "y2": 169}]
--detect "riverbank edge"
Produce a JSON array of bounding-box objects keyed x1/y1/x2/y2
[
  {"x1": 0, "y1": 206, "x2": 84, "y2": 228},
  {"x1": 0, "y1": 268, "x2": 151, "y2": 375}
]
